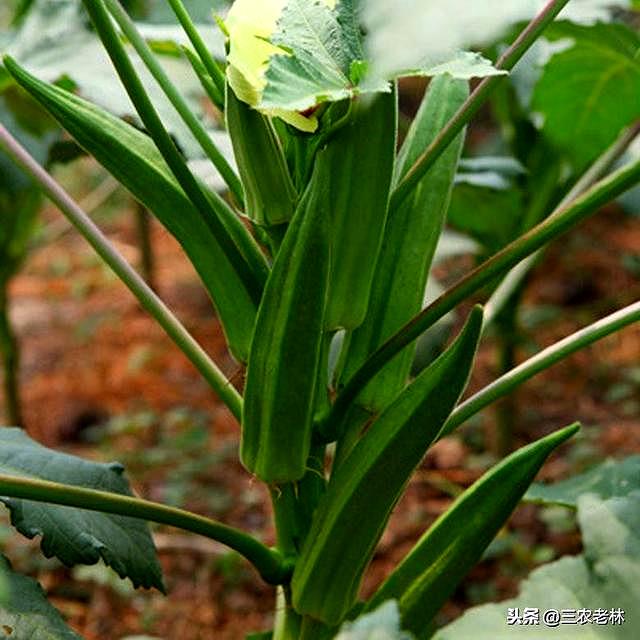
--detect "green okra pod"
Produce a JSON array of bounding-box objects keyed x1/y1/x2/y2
[
  {"x1": 338, "y1": 75, "x2": 468, "y2": 412},
  {"x1": 241, "y1": 171, "x2": 330, "y2": 483},
  {"x1": 367, "y1": 423, "x2": 580, "y2": 636},
  {"x1": 226, "y1": 87, "x2": 298, "y2": 227},
  {"x1": 320, "y1": 88, "x2": 397, "y2": 331},
  {"x1": 291, "y1": 306, "x2": 484, "y2": 624}
]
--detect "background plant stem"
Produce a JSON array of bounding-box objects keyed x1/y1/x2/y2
[
  {"x1": 440, "y1": 300, "x2": 640, "y2": 437},
  {"x1": 0, "y1": 281, "x2": 21, "y2": 426},
  {"x1": 390, "y1": 0, "x2": 572, "y2": 213},
  {"x1": 0, "y1": 124, "x2": 243, "y2": 421},
  {"x1": 325, "y1": 156, "x2": 640, "y2": 440}
]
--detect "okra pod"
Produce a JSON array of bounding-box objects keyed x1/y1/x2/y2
[
  {"x1": 367, "y1": 424, "x2": 580, "y2": 636},
  {"x1": 338, "y1": 76, "x2": 468, "y2": 411},
  {"x1": 226, "y1": 87, "x2": 298, "y2": 226},
  {"x1": 241, "y1": 172, "x2": 330, "y2": 483},
  {"x1": 321, "y1": 88, "x2": 397, "y2": 331},
  {"x1": 291, "y1": 307, "x2": 483, "y2": 624}
]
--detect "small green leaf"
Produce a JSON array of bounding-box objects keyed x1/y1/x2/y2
[
  {"x1": 533, "y1": 22, "x2": 640, "y2": 168},
  {"x1": 526, "y1": 455, "x2": 640, "y2": 508},
  {"x1": 0, "y1": 554, "x2": 83, "y2": 639},
  {"x1": 434, "y1": 491, "x2": 640, "y2": 639},
  {"x1": 0, "y1": 428, "x2": 163, "y2": 592},
  {"x1": 368, "y1": 423, "x2": 580, "y2": 637}
]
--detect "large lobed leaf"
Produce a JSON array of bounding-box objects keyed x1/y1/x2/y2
[
  {"x1": 0, "y1": 555, "x2": 83, "y2": 639},
  {"x1": 0, "y1": 428, "x2": 163, "y2": 592},
  {"x1": 434, "y1": 492, "x2": 640, "y2": 639},
  {"x1": 526, "y1": 455, "x2": 640, "y2": 508},
  {"x1": 532, "y1": 21, "x2": 640, "y2": 168}
]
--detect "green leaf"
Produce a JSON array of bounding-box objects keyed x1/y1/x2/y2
[
  {"x1": 336, "y1": 601, "x2": 414, "y2": 640},
  {"x1": 533, "y1": 22, "x2": 640, "y2": 168},
  {"x1": 447, "y1": 156, "x2": 526, "y2": 253},
  {"x1": 5, "y1": 57, "x2": 262, "y2": 361},
  {"x1": 434, "y1": 491, "x2": 640, "y2": 639},
  {"x1": 2, "y1": 0, "x2": 224, "y2": 158},
  {"x1": 292, "y1": 307, "x2": 483, "y2": 624},
  {"x1": 0, "y1": 428, "x2": 163, "y2": 592},
  {"x1": 526, "y1": 456, "x2": 640, "y2": 508},
  {"x1": 362, "y1": 0, "x2": 634, "y2": 82},
  {"x1": 0, "y1": 554, "x2": 83, "y2": 639},
  {"x1": 224, "y1": 0, "x2": 500, "y2": 128},
  {"x1": 367, "y1": 424, "x2": 579, "y2": 637}
]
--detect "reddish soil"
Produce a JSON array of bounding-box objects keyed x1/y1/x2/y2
[{"x1": 1, "y1": 166, "x2": 638, "y2": 638}]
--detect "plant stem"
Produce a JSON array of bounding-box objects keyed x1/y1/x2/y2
[
  {"x1": 440, "y1": 301, "x2": 640, "y2": 438},
  {"x1": 166, "y1": 0, "x2": 227, "y2": 97},
  {"x1": 324, "y1": 156, "x2": 640, "y2": 440},
  {"x1": 182, "y1": 45, "x2": 225, "y2": 110},
  {"x1": 0, "y1": 124, "x2": 243, "y2": 421},
  {"x1": 484, "y1": 121, "x2": 640, "y2": 324},
  {"x1": 390, "y1": 0, "x2": 571, "y2": 213},
  {"x1": 0, "y1": 281, "x2": 22, "y2": 426},
  {"x1": 103, "y1": 0, "x2": 244, "y2": 205},
  {"x1": 273, "y1": 587, "x2": 303, "y2": 640},
  {"x1": 82, "y1": 0, "x2": 264, "y2": 305},
  {"x1": 134, "y1": 202, "x2": 156, "y2": 291},
  {"x1": 491, "y1": 289, "x2": 522, "y2": 456},
  {"x1": 270, "y1": 484, "x2": 300, "y2": 559},
  {"x1": 0, "y1": 473, "x2": 290, "y2": 584}
]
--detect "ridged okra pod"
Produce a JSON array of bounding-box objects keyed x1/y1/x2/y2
[
  {"x1": 321, "y1": 88, "x2": 397, "y2": 331},
  {"x1": 226, "y1": 88, "x2": 298, "y2": 226},
  {"x1": 291, "y1": 307, "x2": 483, "y2": 624},
  {"x1": 338, "y1": 76, "x2": 468, "y2": 411},
  {"x1": 367, "y1": 424, "x2": 580, "y2": 636},
  {"x1": 241, "y1": 173, "x2": 330, "y2": 483}
]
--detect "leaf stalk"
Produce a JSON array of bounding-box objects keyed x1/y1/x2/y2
[
  {"x1": 0, "y1": 474, "x2": 290, "y2": 584},
  {"x1": 0, "y1": 124, "x2": 243, "y2": 421}
]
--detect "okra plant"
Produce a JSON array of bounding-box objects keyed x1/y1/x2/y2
[{"x1": 0, "y1": 0, "x2": 639, "y2": 638}]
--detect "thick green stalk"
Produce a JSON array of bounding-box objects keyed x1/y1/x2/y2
[
  {"x1": 390, "y1": 0, "x2": 571, "y2": 213},
  {"x1": 0, "y1": 124, "x2": 243, "y2": 421},
  {"x1": 324, "y1": 156, "x2": 640, "y2": 439},
  {"x1": 441, "y1": 301, "x2": 640, "y2": 437},
  {"x1": 166, "y1": 0, "x2": 227, "y2": 96},
  {"x1": 82, "y1": 0, "x2": 264, "y2": 305},
  {"x1": 0, "y1": 282, "x2": 21, "y2": 426},
  {"x1": 0, "y1": 473, "x2": 289, "y2": 584},
  {"x1": 103, "y1": 0, "x2": 244, "y2": 205}
]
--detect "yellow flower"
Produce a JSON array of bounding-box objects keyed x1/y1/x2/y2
[{"x1": 224, "y1": 0, "x2": 336, "y2": 132}]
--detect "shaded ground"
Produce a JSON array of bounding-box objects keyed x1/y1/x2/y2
[{"x1": 1, "y1": 161, "x2": 638, "y2": 638}]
